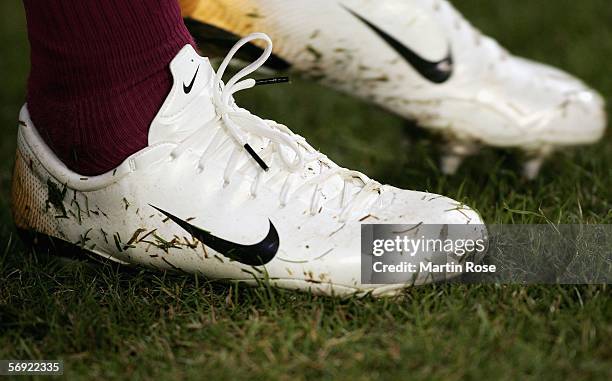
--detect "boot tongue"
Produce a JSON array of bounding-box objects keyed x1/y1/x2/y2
[
  {"x1": 148, "y1": 45, "x2": 359, "y2": 208},
  {"x1": 148, "y1": 44, "x2": 217, "y2": 145}
]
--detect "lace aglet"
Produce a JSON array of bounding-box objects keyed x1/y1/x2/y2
[
  {"x1": 244, "y1": 143, "x2": 270, "y2": 171},
  {"x1": 254, "y1": 77, "x2": 290, "y2": 86}
]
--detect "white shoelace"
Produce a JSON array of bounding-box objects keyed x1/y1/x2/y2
[{"x1": 171, "y1": 33, "x2": 381, "y2": 222}]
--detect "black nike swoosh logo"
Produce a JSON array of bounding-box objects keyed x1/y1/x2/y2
[
  {"x1": 183, "y1": 65, "x2": 200, "y2": 94},
  {"x1": 344, "y1": 6, "x2": 453, "y2": 84},
  {"x1": 150, "y1": 205, "x2": 279, "y2": 266}
]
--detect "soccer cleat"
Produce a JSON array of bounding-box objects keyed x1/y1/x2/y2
[
  {"x1": 440, "y1": 140, "x2": 480, "y2": 175},
  {"x1": 521, "y1": 145, "x2": 554, "y2": 180},
  {"x1": 11, "y1": 34, "x2": 486, "y2": 297},
  {"x1": 181, "y1": 0, "x2": 607, "y2": 177}
]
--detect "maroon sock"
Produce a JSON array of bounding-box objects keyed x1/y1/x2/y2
[{"x1": 23, "y1": 0, "x2": 195, "y2": 175}]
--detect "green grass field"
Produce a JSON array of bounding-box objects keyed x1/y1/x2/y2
[{"x1": 0, "y1": 0, "x2": 610, "y2": 379}]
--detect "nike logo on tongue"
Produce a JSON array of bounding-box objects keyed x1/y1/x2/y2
[{"x1": 183, "y1": 65, "x2": 200, "y2": 94}]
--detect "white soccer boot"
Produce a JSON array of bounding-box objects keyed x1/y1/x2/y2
[
  {"x1": 182, "y1": 0, "x2": 607, "y2": 178},
  {"x1": 11, "y1": 34, "x2": 486, "y2": 297}
]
